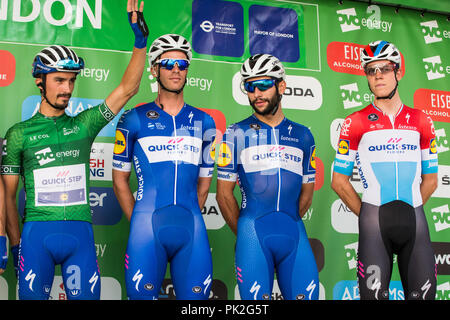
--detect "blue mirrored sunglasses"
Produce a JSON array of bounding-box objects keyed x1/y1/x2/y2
[
  {"x1": 56, "y1": 58, "x2": 85, "y2": 70},
  {"x1": 244, "y1": 79, "x2": 276, "y2": 93},
  {"x1": 155, "y1": 58, "x2": 190, "y2": 71}
]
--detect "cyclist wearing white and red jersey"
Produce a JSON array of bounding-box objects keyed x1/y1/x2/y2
[{"x1": 331, "y1": 40, "x2": 438, "y2": 300}]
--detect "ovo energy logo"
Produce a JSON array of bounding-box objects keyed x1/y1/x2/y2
[
  {"x1": 336, "y1": 6, "x2": 392, "y2": 33},
  {"x1": 423, "y1": 56, "x2": 447, "y2": 80}
]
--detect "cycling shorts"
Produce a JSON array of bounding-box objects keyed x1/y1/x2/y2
[
  {"x1": 357, "y1": 200, "x2": 436, "y2": 300},
  {"x1": 18, "y1": 221, "x2": 100, "y2": 300},
  {"x1": 125, "y1": 205, "x2": 213, "y2": 300}
]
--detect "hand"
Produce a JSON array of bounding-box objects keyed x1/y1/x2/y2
[
  {"x1": 127, "y1": 0, "x2": 148, "y2": 49},
  {"x1": 0, "y1": 236, "x2": 7, "y2": 274}
]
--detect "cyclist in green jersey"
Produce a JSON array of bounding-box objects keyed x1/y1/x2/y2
[{"x1": 0, "y1": 0, "x2": 148, "y2": 299}]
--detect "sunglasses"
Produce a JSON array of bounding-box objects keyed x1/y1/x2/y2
[
  {"x1": 155, "y1": 58, "x2": 189, "y2": 71},
  {"x1": 56, "y1": 58, "x2": 85, "y2": 70},
  {"x1": 364, "y1": 63, "x2": 396, "y2": 76},
  {"x1": 243, "y1": 79, "x2": 277, "y2": 93}
]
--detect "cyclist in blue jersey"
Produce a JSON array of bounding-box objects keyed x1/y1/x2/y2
[
  {"x1": 0, "y1": 0, "x2": 148, "y2": 300},
  {"x1": 112, "y1": 34, "x2": 216, "y2": 300},
  {"x1": 216, "y1": 54, "x2": 319, "y2": 300},
  {"x1": 331, "y1": 41, "x2": 438, "y2": 300}
]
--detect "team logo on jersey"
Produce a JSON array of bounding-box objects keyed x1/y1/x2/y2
[
  {"x1": 430, "y1": 138, "x2": 438, "y2": 154},
  {"x1": 217, "y1": 142, "x2": 232, "y2": 167},
  {"x1": 368, "y1": 113, "x2": 379, "y2": 122},
  {"x1": 146, "y1": 110, "x2": 160, "y2": 120},
  {"x1": 114, "y1": 129, "x2": 127, "y2": 155},
  {"x1": 249, "y1": 123, "x2": 261, "y2": 130},
  {"x1": 338, "y1": 139, "x2": 350, "y2": 155}
]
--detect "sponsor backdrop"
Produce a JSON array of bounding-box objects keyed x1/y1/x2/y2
[{"x1": 0, "y1": 0, "x2": 449, "y2": 300}]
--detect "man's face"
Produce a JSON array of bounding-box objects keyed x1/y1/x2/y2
[
  {"x1": 37, "y1": 72, "x2": 77, "y2": 109},
  {"x1": 153, "y1": 50, "x2": 189, "y2": 92},
  {"x1": 245, "y1": 76, "x2": 285, "y2": 116},
  {"x1": 365, "y1": 60, "x2": 402, "y2": 97}
]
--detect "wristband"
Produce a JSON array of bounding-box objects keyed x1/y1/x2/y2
[{"x1": 0, "y1": 236, "x2": 7, "y2": 270}]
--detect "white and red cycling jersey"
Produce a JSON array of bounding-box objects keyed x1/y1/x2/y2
[{"x1": 333, "y1": 103, "x2": 438, "y2": 208}]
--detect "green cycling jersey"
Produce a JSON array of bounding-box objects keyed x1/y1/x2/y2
[{"x1": 1, "y1": 103, "x2": 115, "y2": 222}]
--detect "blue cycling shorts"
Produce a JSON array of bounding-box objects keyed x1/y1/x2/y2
[
  {"x1": 125, "y1": 205, "x2": 213, "y2": 300},
  {"x1": 18, "y1": 221, "x2": 100, "y2": 300},
  {"x1": 235, "y1": 212, "x2": 319, "y2": 300}
]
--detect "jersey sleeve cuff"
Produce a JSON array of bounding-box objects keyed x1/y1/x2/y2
[
  {"x1": 0, "y1": 165, "x2": 21, "y2": 175},
  {"x1": 217, "y1": 170, "x2": 237, "y2": 182},
  {"x1": 302, "y1": 174, "x2": 315, "y2": 184},
  {"x1": 112, "y1": 160, "x2": 132, "y2": 172},
  {"x1": 421, "y1": 159, "x2": 438, "y2": 174},
  {"x1": 333, "y1": 158, "x2": 354, "y2": 176},
  {"x1": 199, "y1": 167, "x2": 214, "y2": 178}
]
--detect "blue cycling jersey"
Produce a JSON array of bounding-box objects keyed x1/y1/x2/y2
[
  {"x1": 113, "y1": 102, "x2": 215, "y2": 299},
  {"x1": 217, "y1": 115, "x2": 316, "y2": 220},
  {"x1": 217, "y1": 115, "x2": 319, "y2": 300}
]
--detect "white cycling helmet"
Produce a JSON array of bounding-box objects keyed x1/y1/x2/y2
[
  {"x1": 148, "y1": 34, "x2": 192, "y2": 66},
  {"x1": 32, "y1": 45, "x2": 84, "y2": 78},
  {"x1": 240, "y1": 54, "x2": 286, "y2": 81},
  {"x1": 360, "y1": 40, "x2": 401, "y2": 69}
]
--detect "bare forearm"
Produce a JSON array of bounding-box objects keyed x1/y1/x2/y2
[
  {"x1": 216, "y1": 192, "x2": 240, "y2": 235},
  {"x1": 331, "y1": 176, "x2": 361, "y2": 216},
  {"x1": 5, "y1": 196, "x2": 20, "y2": 246},
  {"x1": 113, "y1": 180, "x2": 135, "y2": 221},
  {"x1": 299, "y1": 183, "x2": 314, "y2": 218},
  {"x1": 420, "y1": 173, "x2": 438, "y2": 205}
]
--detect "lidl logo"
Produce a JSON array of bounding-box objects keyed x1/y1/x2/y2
[
  {"x1": 114, "y1": 130, "x2": 127, "y2": 155},
  {"x1": 309, "y1": 147, "x2": 317, "y2": 170},
  {"x1": 430, "y1": 138, "x2": 438, "y2": 154},
  {"x1": 217, "y1": 142, "x2": 232, "y2": 167},
  {"x1": 338, "y1": 139, "x2": 350, "y2": 155}
]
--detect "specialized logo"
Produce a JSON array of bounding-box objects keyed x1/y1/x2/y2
[
  {"x1": 217, "y1": 142, "x2": 233, "y2": 167},
  {"x1": 132, "y1": 269, "x2": 144, "y2": 292},
  {"x1": 338, "y1": 139, "x2": 350, "y2": 155},
  {"x1": 113, "y1": 129, "x2": 127, "y2": 155},
  {"x1": 25, "y1": 269, "x2": 36, "y2": 292}
]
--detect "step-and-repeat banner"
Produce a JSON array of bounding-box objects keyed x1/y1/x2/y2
[{"x1": 0, "y1": 0, "x2": 448, "y2": 300}]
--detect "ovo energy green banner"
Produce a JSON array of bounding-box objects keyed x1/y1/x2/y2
[{"x1": 0, "y1": 0, "x2": 449, "y2": 300}]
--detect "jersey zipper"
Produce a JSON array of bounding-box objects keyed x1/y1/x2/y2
[
  {"x1": 271, "y1": 127, "x2": 281, "y2": 212},
  {"x1": 388, "y1": 113, "x2": 399, "y2": 201},
  {"x1": 172, "y1": 115, "x2": 178, "y2": 205},
  {"x1": 53, "y1": 118, "x2": 66, "y2": 220}
]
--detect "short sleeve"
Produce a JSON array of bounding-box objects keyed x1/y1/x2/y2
[
  {"x1": 112, "y1": 109, "x2": 138, "y2": 172},
  {"x1": 333, "y1": 113, "x2": 362, "y2": 176},
  {"x1": 216, "y1": 124, "x2": 239, "y2": 182},
  {"x1": 419, "y1": 112, "x2": 438, "y2": 174}
]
